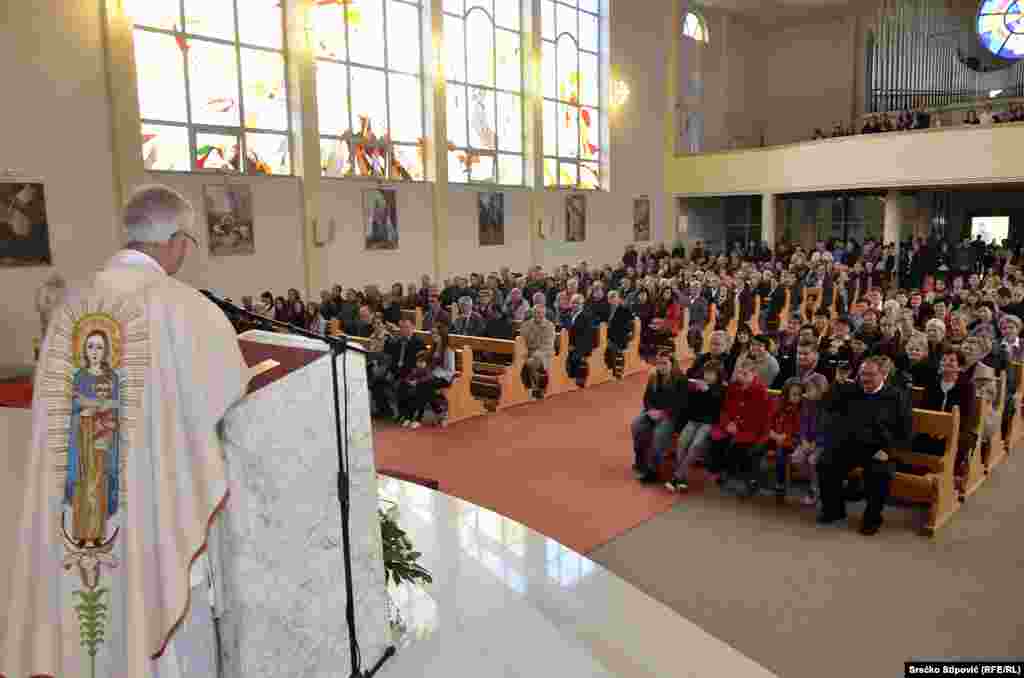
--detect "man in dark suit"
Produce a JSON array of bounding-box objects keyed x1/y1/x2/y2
[
  {"x1": 568, "y1": 293, "x2": 596, "y2": 387},
  {"x1": 816, "y1": 356, "x2": 913, "y2": 535},
  {"x1": 604, "y1": 290, "x2": 635, "y2": 377},
  {"x1": 372, "y1": 317, "x2": 425, "y2": 418}
]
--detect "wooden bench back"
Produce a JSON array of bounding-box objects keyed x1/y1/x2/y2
[{"x1": 401, "y1": 308, "x2": 424, "y2": 329}]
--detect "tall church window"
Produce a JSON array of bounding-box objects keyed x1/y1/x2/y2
[
  {"x1": 542, "y1": 0, "x2": 604, "y2": 190},
  {"x1": 131, "y1": 0, "x2": 292, "y2": 174},
  {"x1": 313, "y1": 0, "x2": 427, "y2": 180},
  {"x1": 444, "y1": 1, "x2": 525, "y2": 185}
]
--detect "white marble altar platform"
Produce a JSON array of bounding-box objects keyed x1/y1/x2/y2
[
  {"x1": 2, "y1": 403, "x2": 775, "y2": 677},
  {"x1": 376, "y1": 477, "x2": 778, "y2": 678}
]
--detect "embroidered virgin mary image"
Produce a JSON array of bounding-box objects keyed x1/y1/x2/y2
[{"x1": 65, "y1": 318, "x2": 123, "y2": 548}]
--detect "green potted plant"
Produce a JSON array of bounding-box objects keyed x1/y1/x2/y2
[{"x1": 379, "y1": 499, "x2": 432, "y2": 638}]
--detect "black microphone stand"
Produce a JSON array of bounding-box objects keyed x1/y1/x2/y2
[{"x1": 201, "y1": 291, "x2": 396, "y2": 678}]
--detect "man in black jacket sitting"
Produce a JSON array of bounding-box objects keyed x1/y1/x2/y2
[
  {"x1": 371, "y1": 317, "x2": 425, "y2": 419},
  {"x1": 568, "y1": 293, "x2": 596, "y2": 387},
  {"x1": 604, "y1": 290, "x2": 634, "y2": 378},
  {"x1": 816, "y1": 356, "x2": 913, "y2": 535}
]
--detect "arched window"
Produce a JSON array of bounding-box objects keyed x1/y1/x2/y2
[
  {"x1": 444, "y1": 1, "x2": 525, "y2": 185},
  {"x1": 542, "y1": 0, "x2": 603, "y2": 190},
  {"x1": 313, "y1": 0, "x2": 427, "y2": 181},
  {"x1": 682, "y1": 11, "x2": 709, "y2": 43},
  {"x1": 131, "y1": 0, "x2": 291, "y2": 174}
]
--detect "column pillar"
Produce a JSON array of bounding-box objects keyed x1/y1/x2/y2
[
  {"x1": 100, "y1": 0, "x2": 146, "y2": 225},
  {"x1": 663, "y1": 0, "x2": 682, "y2": 241},
  {"x1": 527, "y1": 0, "x2": 544, "y2": 268},
  {"x1": 429, "y1": 2, "x2": 450, "y2": 282},
  {"x1": 761, "y1": 192, "x2": 778, "y2": 248},
  {"x1": 286, "y1": 0, "x2": 325, "y2": 299},
  {"x1": 884, "y1": 189, "x2": 903, "y2": 255}
]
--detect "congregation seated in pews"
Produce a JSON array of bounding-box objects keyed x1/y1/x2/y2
[{"x1": 217, "y1": 235, "x2": 1021, "y2": 535}]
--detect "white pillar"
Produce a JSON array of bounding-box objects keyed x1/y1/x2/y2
[
  {"x1": 761, "y1": 193, "x2": 777, "y2": 248},
  {"x1": 884, "y1": 190, "x2": 903, "y2": 285}
]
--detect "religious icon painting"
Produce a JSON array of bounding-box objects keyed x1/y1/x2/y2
[
  {"x1": 364, "y1": 188, "x2": 399, "y2": 250},
  {"x1": 478, "y1": 192, "x2": 505, "y2": 247},
  {"x1": 633, "y1": 196, "x2": 651, "y2": 242},
  {"x1": 565, "y1": 193, "x2": 587, "y2": 243},
  {"x1": 0, "y1": 181, "x2": 53, "y2": 267},
  {"x1": 204, "y1": 183, "x2": 255, "y2": 256},
  {"x1": 40, "y1": 294, "x2": 149, "y2": 677}
]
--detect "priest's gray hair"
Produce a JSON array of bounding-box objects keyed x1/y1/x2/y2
[{"x1": 122, "y1": 184, "x2": 195, "y2": 245}]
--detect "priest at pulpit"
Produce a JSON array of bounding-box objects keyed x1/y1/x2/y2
[{"x1": 2, "y1": 184, "x2": 249, "y2": 677}]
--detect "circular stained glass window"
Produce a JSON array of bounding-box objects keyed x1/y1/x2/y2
[{"x1": 978, "y1": 0, "x2": 1024, "y2": 60}]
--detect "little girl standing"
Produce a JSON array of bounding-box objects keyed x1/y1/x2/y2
[
  {"x1": 665, "y1": 360, "x2": 726, "y2": 492},
  {"x1": 784, "y1": 373, "x2": 830, "y2": 506}
]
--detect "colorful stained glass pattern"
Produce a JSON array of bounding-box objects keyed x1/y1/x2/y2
[
  {"x1": 142, "y1": 124, "x2": 190, "y2": 171},
  {"x1": 447, "y1": 0, "x2": 524, "y2": 185},
  {"x1": 195, "y1": 132, "x2": 239, "y2": 171},
  {"x1": 134, "y1": 0, "x2": 292, "y2": 174},
  {"x1": 315, "y1": 0, "x2": 425, "y2": 180},
  {"x1": 241, "y1": 49, "x2": 288, "y2": 131},
  {"x1": 468, "y1": 87, "x2": 497, "y2": 150},
  {"x1": 978, "y1": 0, "x2": 1024, "y2": 60},
  {"x1": 188, "y1": 41, "x2": 241, "y2": 126},
  {"x1": 543, "y1": 0, "x2": 604, "y2": 189},
  {"x1": 134, "y1": 30, "x2": 187, "y2": 122},
  {"x1": 683, "y1": 12, "x2": 709, "y2": 42},
  {"x1": 245, "y1": 132, "x2": 290, "y2": 175}
]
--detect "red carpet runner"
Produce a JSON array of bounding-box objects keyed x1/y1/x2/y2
[{"x1": 373, "y1": 372, "x2": 693, "y2": 555}]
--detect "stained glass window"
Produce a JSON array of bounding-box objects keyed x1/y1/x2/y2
[
  {"x1": 682, "y1": 11, "x2": 708, "y2": 43},
  {"x1": 313, "y1": 0, "x2": 427, "y2": 181},
  {"x1": 129, "y1": 0, "x2": 292, "y2": 174},
  {"x1": 542, "y1": 0, "x2": 603, "y2": 190},
  {"x1": 445, "y1": 0, "x2": 525, "y2": 185},
  {"x1": 978, "y1": 0, "x2": 1024, "y2": 61}
]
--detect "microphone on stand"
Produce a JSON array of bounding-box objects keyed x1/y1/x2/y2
[{"x1": 198, "y1": 289, "x2": 394, "y2": 677}]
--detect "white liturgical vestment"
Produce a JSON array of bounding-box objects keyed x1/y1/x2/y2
[{"x1": 1, "y1": 250, "x2": 249, "y2": 678}]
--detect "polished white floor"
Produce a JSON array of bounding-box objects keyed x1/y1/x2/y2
[
  {"x1": 375, "y1": 477, "x2": 776, "y2": 677},
  {"x1": 0, "y1": 408, "x2": 775, "y2": 676}
]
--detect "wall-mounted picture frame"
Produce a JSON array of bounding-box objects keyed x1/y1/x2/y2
[
  {"x1": 478, "y1": 192, "x2": 505, "y2": 246},
  {"x1": 633, "y1": 196, "x2": 651, "y2": 242},
  {"x1": 0, "y1": 181, "x2": 53, "y2": 267},
  {"x1": 565, "y1": 193, "x2": 587, "y2": 243},
  {"x1": 204, "y1": 183, "x2": 255, "y2": 256},
  {"x1": 364, "y1": 188, "x2": 398, "y2": 250}
]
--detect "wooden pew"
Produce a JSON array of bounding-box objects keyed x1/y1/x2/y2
[
  {"x1": 771, "y1": 386, "x2": 963, "y2": 535},
  {"x1": 435, "y1": 346, "x2": 487, "y2": 424},
  {"x1": 727, "y1": 292, "x2": 740, "y2": 339},
  {"x1": 420, "y1": 331, "x2": 532, "y2": 411},
  {"x1": 326, "y1": 322, "x2": 484, "y2": 426},
  {"x1": 676, "y1": 307, "x2": 692, "y2": 360},
  {"x1": 701, "y1": 303, "x2": 718, "y2": 353},
  {"x1": 981, "y1": 373, "x2": 1009, "y2": 474},
  {"x1": 583, "y1": 323, "x2": 612, "y2": 387},
  {"x1": 546, "y1": 328, "x2": 577, "y2": 397},
  {"x1": 1007, "y1": 361, "x2": 1024, "y2": 451},
  {"x1": 958, "y1": 397, "x2": 989, "y2": 502},
  {"x1": 845, "y1": 407, "x2": 961, "y2": 536},
  {"x1": 621, "y1": 318, "x2": 645, "y2": 376},
  {"x1": 750, "y1": 295, "x2": 761, "y2": 335},
  {"x1": 802, "y1": 287, "x2": 823, "y2": 323}
]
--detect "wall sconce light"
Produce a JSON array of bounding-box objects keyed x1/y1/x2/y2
[{"x1": 611, "y1": 78, "x2": 630, "y2": 107}]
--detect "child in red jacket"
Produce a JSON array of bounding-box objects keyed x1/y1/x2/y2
[
  {"x1": 766, "y1": 378, "x2": 805, "y2": 501},
  {"x1": 706, "y1": 360, "x2": 774, "y2": 496}
]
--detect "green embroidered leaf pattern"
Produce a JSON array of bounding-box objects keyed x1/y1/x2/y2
[{"x1": 72, "y1": 587, "x2": 109, "y2": 659}]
